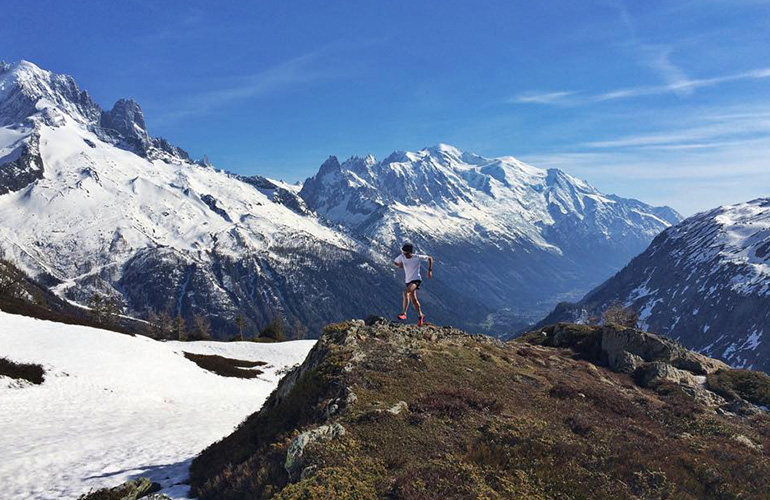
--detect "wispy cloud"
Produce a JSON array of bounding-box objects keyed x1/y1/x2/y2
[
  {"x1": 152, "y1": 46, "x2": 348, "y2": 124},
  {"x1": 640, "y1": 46, "x2": 692, "y2": 96},
  {"x1": 512, "y1": 2, "x2": 769, "y2": 106},
  {"x1": 509, "y1": 91, "x2": 579, "y2": 105},
  {"x1": 597, "y1": 66, "x2": 770, "y2": 101},
  {"x1": 615, "y1": 1, "x2": 694, "y2": 94},
  {"x1": 511, "y1": 66, "x2": 770, "y2": 106},
  {"x1": 518, "y1": 104, "x2": 770, "y2": 215},
  {"x1": 583, "y1": 108, "x2": 770, "y2": 148}
]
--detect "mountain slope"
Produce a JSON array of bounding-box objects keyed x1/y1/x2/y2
[
  {"x1": 537, "y1": 198, "x2": 770, "y2": 371},
  {"x1": 190, "y1": 319, "x2": 770, "y2": 499},
  {"x1": 0, "y1": 60, "x2": 488, "y2": 336},
  {"x1": 0, "y1": 59, "x2": 679, "y2": 337},
  {"x1": 0, "y1": 310, "x2": 315, "y2": 499},
  {"x1": 299, "y1": 144, "x2": 680, "y2": 321}
]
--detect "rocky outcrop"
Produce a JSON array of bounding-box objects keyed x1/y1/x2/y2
[
  {"x1": 0, "y1": 131, "x2": 43, "y2": 195},
  {"x1": 190, "y1": 320, "x2": 770, "y2": 500},
  {"x1": 99, "y1": 99, "x2": 151, "y2": 152},
  {"x1": 238, "y1": 174, "x2": 312, "y2": 216},
  {"x1": 529, "y1": 323, "x2": 730, "y2": 394},
  {"x1": 285, "y1": 423, "x2": 346, "y2": 481},
  {"x1": 78, "y1": 477, "x2": 166, "y2": 500}
]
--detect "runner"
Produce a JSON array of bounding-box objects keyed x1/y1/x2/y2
[{"x1": 393, "y1": 241, "x2": 433, "y2": 326}]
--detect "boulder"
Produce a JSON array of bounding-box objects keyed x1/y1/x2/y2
[
  {"x1": 601, "y1": 327, "x2": 680, "y2": 366},
  {"x1": 78, "y1": 477, "x2": 164, "y2": 500},
  {"x1": 640, "y1": 362, "x2": 699, "y2": 388},
  {"x1": 285, "y1": 424, "x2": 346, "y2": 481}
]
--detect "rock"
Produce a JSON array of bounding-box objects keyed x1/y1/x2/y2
[
  {"x1": 601, "y1": 327, "x2": 679, "y2": 366},
  {"x1": 285, "y1": 424, "x2": 346, "y2": 481},
  {"x1": 387, "y1": 401, "x2": 409, "y2": 415},
  {"x1": 726, "y1": 398, "x2": 764, "y2": 417},
  {"x1": 732, "y1": 434, "x2": 762, "y2": 451},
  {"x1": 612, "y1": 350, "x2": 645, "y2": 374},
  {"x1": 364, "y1": 315, "x2": 387, "y2": 326},
  {"x1": 78, "y1": 477, "x2": 162, "y2": 500},
  {"x1": 640, "y1": 362, "x2": 699, "y2": 388},
  {"x1": 674, "y1": 352, "x2": 729, "y2": 375},
  {"x1": 99, "y1": 98, "x2": 151, "y2": 153},
  {"x1": 300, "y1": 465, "x2": 318, "y2": 480}
]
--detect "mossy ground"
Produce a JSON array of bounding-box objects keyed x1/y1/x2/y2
[
  {"x1": 707, "y1": 368, "x2": 770, "y2": 407},
  {"x1": 191, "y1": 321, "x2": 770, "y2": 500},
  {"x1": 182, "y1": 352, "x2": 266, "y2": 378},
  {"x1": 0, "y1": 356, "x2": 45, "y2": 384}
]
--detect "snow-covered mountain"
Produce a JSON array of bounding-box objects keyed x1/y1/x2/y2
[
  {"x1": 0, "y1": 60, "x2": 427, "y2": 336},
  {"x1": 0, "y1": 60, "x2": 679, "y2": 336},
  {"x1": 537, "y1": 198, "x2": 770, "y2": 371},
  {"x1": 299, "y1": 145, "x2": 681, "y2": 320}
]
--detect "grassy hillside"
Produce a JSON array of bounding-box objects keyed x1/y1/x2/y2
[{"x1": 190, "y1": 320, "x2": 770, "y2": 500}]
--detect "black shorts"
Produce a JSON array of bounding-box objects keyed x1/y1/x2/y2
[{"x1": 405, "y1": 279, "x2": 422, "y2": 290}]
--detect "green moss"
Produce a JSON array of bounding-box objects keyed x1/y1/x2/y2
[
  {"x1": 707, "y1": 369, "x2": 770, "y2": 406},
  {"x1": 272, "y1": 467, "x2": 378, "y2": 500}
]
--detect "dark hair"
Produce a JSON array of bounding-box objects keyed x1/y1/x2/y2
[{"x1": 402, "y1": 242, "x2": 414, "y2": 253}]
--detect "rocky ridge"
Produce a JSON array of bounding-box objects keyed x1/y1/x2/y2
[{"x1": 190, "y1": 319, "x2": 770, "y2": 499}]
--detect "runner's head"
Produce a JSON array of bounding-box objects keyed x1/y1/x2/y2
[{"x1": 401, "y1": 242, "x2": 414, "y2": 257}]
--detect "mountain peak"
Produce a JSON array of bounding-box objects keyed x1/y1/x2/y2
[
  {"x1": 0, "y1": 59, "x2": 101, "y2": 126},
  {"x1": 2, "y1": 59, "x2": 47, "y2": 79},
  {"x1": 424, "y1": 143, "x2": 464, "y2": 159},
  {"x1": 99, "y1": 98, "x2": 150, "y2": 150}
]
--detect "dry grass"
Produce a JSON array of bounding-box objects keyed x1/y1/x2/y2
[
  {"x1": 190, "y1": 322, "x2": 770, "y2": 500},
  {"x1": 183, "y1": 352, "x2": 265, "y2": 378},
  {"x1": 0, "y1": 357, "x2": 45, "y2": 384}
]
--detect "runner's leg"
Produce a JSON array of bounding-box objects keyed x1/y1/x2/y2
[{"x1": 410, "y1": 288, "x2": 423, "y2": 318}]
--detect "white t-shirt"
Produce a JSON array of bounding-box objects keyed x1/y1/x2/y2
[{"x1": 394, "y1": 253, "x2": 429, "y2": 283}]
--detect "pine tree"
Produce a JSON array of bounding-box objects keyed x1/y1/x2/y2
[
  {"x1": 292, "y1": 318, "x2": 309, "y2": 340},
  {"x1": 156, "y1": 309, "x2": 175, "y2": 340},
  {"x1": 235, "y1": 313, "x2": 245, "y2": 341},
  {"x1": 191, "y1": 313, "x2": 211, "y2": 340},
  {"x1": 88, "y1": 294, "x2": 105, "y2": 323},
  {"x1": 174, "y1": 313, "x2": 187, "y2": 341},
  {"x1": 259, "y1": 316, "x2": 286, "y2": 341}
]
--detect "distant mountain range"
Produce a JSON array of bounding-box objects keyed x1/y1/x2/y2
[
  {"x1": 538, "y1": 198, "x2": 770, "y2": 372},
  {"x1": 0, "y1": 60, "x2": 680, "y2": 337},
  {"x1": 300, "y1": 145, "x2": 680, "y2": 324}
]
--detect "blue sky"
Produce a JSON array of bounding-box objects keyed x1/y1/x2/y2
[{"x1": 5, "y1": 0, "x2": 769, "y2": 215}]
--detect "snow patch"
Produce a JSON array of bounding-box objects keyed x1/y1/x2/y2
[{"x1": 0, "y1": 311, "x2": 315, "y2": 499}]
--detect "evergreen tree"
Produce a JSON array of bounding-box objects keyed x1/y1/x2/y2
[
  {"x1": 292, "y1": 318, "x2": 309, "y2": 340},
  {"x1": 174, "y1": 313, "x2": 187, "y2": 341},
  {"x1": 259, "y1": 316, "x2": 286, "y2": 341},
  {"x1": 191, "y1": 313, "x2": 211, "y2": 340},
  {"x1": 235, "y1": 313, "x2": 245, "y2": 341}
]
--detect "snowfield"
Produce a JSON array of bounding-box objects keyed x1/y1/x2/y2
[{"x1": 0, "y1": 311, "x2": 316, "y2": 499}]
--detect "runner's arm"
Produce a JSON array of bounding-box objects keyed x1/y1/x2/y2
[{"x1": 427, "y1": 256, "x2": 433, "y2": 278}]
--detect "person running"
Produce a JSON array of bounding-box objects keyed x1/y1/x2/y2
[{"x1": 393, "y1": 241, "x2": 433, "y2": 326}]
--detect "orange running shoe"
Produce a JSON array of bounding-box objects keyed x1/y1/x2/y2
[{"x1": 418, "y1": 315, "x2": 425, "y2": 327}]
